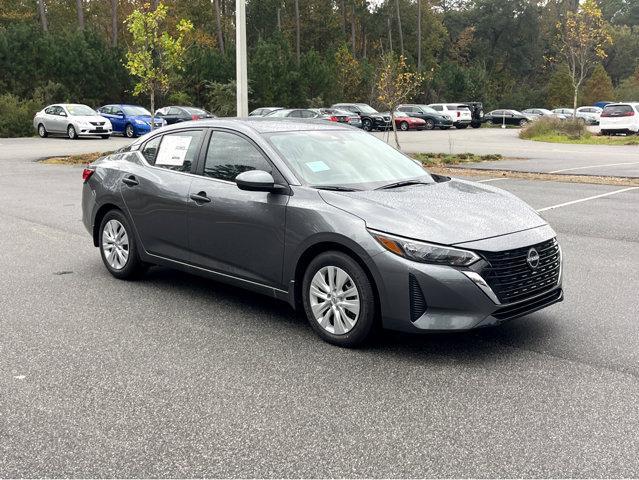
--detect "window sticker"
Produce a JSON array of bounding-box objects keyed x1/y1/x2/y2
[
  {"x1": 155, "y1": 135, "x2": 193, "y2": 166},
  {"x1": 306, "y1": 161, "x2": 330, "y2": 173}
]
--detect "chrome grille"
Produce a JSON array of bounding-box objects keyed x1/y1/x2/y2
[{"x1": 480, "y1": 238, "x2": 560, "y2": 304}]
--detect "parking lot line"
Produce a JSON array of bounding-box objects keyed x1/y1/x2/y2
[
  {"x1": 549, "y1": 161, "x2": 639, "y2": 174},
  {"x1": 537, "y1": 187, "x2": 639, "y2": 212},
  {"x1": 475, "y1": 178, "x2": 508, "y2": 183}
]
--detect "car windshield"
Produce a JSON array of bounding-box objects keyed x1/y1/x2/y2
[
  {"x1": 184, "y1": 107, "x2": 208, "y2": 115},
  {"x1": 356, "y1": 104, "x2": 378, "y2": 114},
  {"x1": 266, "y1": 109, "x2": 292, "y2": 117},
  {"x1": 66, "y1": 105, "x2": 96, "y2": 116},
  {"x1": 266, "y1": 130, "x2": 433, "y2": 189},
  {"x1": 123, "y1": 106, "x2": 151, "y2": 116},
  {"x1": 419, "y1": 106, "x2": 438, "y2": 114}
]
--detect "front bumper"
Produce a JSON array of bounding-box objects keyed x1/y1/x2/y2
[
  {"x1": 371, "y1": 229, "x2": 563, "y2": 332},
  {"x1": 78, "y1": 127, "x2": 112, "y2": 136}
]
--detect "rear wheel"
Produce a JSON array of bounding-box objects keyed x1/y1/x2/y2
[
  {"x1": 399, "y1": 121, "x2": 409, "y2": 131},
  {"x1": 424, "y1": 119, "x2": 435, "y2": 130},
  {"x1": 519, "y1": 119, "x2": 529, "y2": 127},
  {"x1": 99, "y1": 210, "x2": 147, "y2": 279},
  {"x1": 302, "y1": 251, "x2": 376, "y2": 348},
  {"x1": 67, "y1": 125, "x2": 77, "y2": 140},
  {"x1": 37, "y1": 124, "x2": 48, "y2": 138}
]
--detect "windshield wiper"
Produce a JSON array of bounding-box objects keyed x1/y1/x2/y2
[
  {"x1": 311, "y1": 185, "x2": 361, "y2": 192},
  {"x1": 375, "y1": 179, "x2": 430, "y2": 190}
]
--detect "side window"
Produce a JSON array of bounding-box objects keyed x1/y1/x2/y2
[
  {"x1": 141, "y1": 135, "x2": 162, "y2": 164},
  {"x1": 288, "y1": 110, "x2": 302, "y2": 118},
  {"x1": 168, "y1": 107, "x2": 181, "y2": 116},
  {"x1": 203, "y1": 131, "x2": 272, "y2": 182},
  {"x1": 153, "y1": 130, "x2": 203, "y2": 172},
  {"x1": 45, "y1": 106, "x2": 55, "y2": 114},
  {"x1": 431, "y1": 105, "x2": 443, "y2": 111},
  {"x1": 300, "y1": 110, "x2": 316, "y2": 118},
  {"x1": 114, "y1": 107, "x2": 123, "y2": 115}
]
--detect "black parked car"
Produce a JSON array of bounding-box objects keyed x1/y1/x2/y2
[
  {"x1": 249, "y1": 107, "x2": 283, "y2": 117},
  {"x1": 463, "y1": 102, "x2": 484, "y2": 128},
  {"x1": 155, "y1": 106, "x2": 216, "y2": 125},
  {"x1": 395, "y1": 104, "x2": 454, "y2": 130},
  {"x1": 331, "y1": 103, "x2": 391, "y2": 131},
  {"x1": 484, "y1": 109, "x2": 533, "y2": 127}
]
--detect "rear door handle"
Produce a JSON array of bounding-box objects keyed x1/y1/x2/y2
[
  {"x1": 190, "y1": 192, "x2": 211, "y2": 204},
  {"x1": 122, "y1": 175, "x2": 139, "y2": 186}
]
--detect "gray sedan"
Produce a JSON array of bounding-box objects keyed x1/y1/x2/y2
[
  {"x1": 81, "y1": 119, "x2": 563, "y2": 347},
  {"x1": 34, "y1": 103, "x2": 113, "y2": 139}
]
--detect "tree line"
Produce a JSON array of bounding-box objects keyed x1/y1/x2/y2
[{"x1": 0, "y1": 0, "x2": 638, "y2": 137}]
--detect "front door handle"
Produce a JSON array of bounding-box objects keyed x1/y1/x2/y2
[
  {"x1": 122, "y1": 175, "x2": 139, "y2": 186},
  {"x1": 190, "y1": 191, "x2": 211, "y2": 204}
]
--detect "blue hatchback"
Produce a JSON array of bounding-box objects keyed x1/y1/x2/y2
[{"x1": 97, "y1": 104, "x2": 166, "y2": 138}]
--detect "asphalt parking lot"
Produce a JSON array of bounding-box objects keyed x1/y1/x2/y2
[
  {"x1": 1, "y1": 136, "x2": 638, "y2": 477},
  {"x1": 375, "y1": 128, "x2": 639, "y2": 178}
]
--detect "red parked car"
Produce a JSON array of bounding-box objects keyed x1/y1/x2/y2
[{"x1": 391, "y1": 113, "x2": 426, "y2": 131}]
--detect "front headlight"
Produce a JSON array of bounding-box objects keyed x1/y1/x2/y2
[
  {"x1": 134, "y1": 119, "x2": 146, "y2": 125},
  {"x1": 369, "y1": 230, "x2": 480, "y2": 266}
]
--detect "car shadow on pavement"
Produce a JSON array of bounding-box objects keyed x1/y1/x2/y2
[{"x1": 141, "y1": 266, "x2": 559, "y2": 363}]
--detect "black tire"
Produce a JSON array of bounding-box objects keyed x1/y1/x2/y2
[
  {"x1": 125, "y1": 123, "x2": 136, "y2": 138},
  {"x1": 67, "y1": 124, "x2": 78, "y2": 140},
  {"x1": 362, "y1": 118, "x2": 373, "y2": 131},
  {"x1": 302, "y1": 251, "x2": 376, "y2": 348},
  {"x1": 399, "y1": 121, "x2": 409, "y2": 131},
  {"x1": 37, "y1": 123, "x2": 48, "y2": 138},
  {"x1": 424, "y1": 119, "x2": 435, "y2": 130},
  {"x1": 99, "y1": 209, "x2": 147, "y2": 280},
  {"x1": 456, "y1": 124, "x2": 468, "y2": 129},
  {"x1": 519, "y1": 119, "x2": 528, "y2": 127},
  {"x1": 101, "y1": 135, "x2": 110, "y2": 139}
]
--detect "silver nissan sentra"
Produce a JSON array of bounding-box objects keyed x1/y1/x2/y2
[{"x1": 81, "y1": 118, "x2": 563, "y2": 347}]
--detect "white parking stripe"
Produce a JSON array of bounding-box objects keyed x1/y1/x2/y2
[
  {"x1": 549, "y1": 161, "x2": 639, "y2": 173},
  {"x1": 537, "y1": 187, "x2": 639, "y2": 212},
  {"x1": 476, "y1": 178, "x2": 508, "y2": 183}
]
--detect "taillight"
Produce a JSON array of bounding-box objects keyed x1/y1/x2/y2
[
  {"x1": 82, "y1": 167, "x2": 95, "y2": 183},
  {"x1": 192, "y1": 114, "x2": 199, "y2": 120},
  {"x1": 329, "y1": 116, "x2": 338, "y2": 122},
  {"x1": 624, "y1": 111, "x2": 635, "y2": 116},
  {"x1": 457, "y1": 111, "x2": 461, "y2": 118}
]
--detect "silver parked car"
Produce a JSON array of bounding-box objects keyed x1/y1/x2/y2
[
  {"x1": 81, "y1": 119, "x2": 563, "y2": 347},
  {"x1": 34, "y1": 103, "x2": 113, "y2": 139},
  {"x1": 552, "y1": 108, "x2": 598, "y2": 125}
]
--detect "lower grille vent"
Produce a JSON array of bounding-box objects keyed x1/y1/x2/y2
[{"x1": 409, "y1": 274, "x2": 427, "y2": 322}]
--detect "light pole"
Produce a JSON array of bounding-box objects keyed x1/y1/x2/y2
[{"x1": 236, "y1": 0, "x2": 248, "y2": 117}]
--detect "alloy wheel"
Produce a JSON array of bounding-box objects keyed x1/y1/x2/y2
[
  {"x1": 400, "y1": 122, "x2": 409, "y2": 131},
  {"x1": 67, "y1": 125, "x2": 77, "y2": 139},
  {"x1": 425, "y1": 119, "x2": 435, "y2": 130},
  {"x1": 126, "y1": 124, "x2": 135, "y2": 138},
  {"x1": 38, "y1": 124, "x2": 46, "y2": 137},
  {"x1": 362, "y1": 119, "x2": 372, "y2": 131},
  {"x1": 309, "y1": 266, "x2": 360, "y2": 335},
  {"x1": 102, "y1": 219, "x2": 130, "y2": 270}
]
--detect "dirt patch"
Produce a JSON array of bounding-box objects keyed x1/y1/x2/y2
[
  {"x1": 42, "y1": 151, "x2": 111, "y2": 165},
  {"x1": 430, "y1": 166, "x2": 639, "y2": 187}
]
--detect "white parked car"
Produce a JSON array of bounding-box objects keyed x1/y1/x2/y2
[
  {"x1": 34, "y1": 103, "x2": 112, "y2": 139},
  {"x1": 427, "y1": 103, "x2": 472, "y2": 128},
  {"x1": 552, "y1": 108, "x2": 598, "y2": 125},
  {"x1": 599, "y1": 103, "x2": 639, "y2": 135}
]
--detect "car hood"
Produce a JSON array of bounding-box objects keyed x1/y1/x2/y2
[{"x1": 319, "y1": 179, "x2": 546, "y2": 245}]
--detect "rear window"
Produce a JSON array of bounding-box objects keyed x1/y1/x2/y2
[
  {"x1": 184, "y1": 107, "x2": 207, "y2": 115},
  {"x1": 447, "y1": 104, "x2": 470, "y2": 111},
  {"x1": 602, "y1": 104, "x2": 634, "y2": 116}
]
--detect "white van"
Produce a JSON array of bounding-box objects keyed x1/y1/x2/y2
[
  {"x1": 427, "y1": 103, "x2": 472, "y2": 128},
  {"x1": 600, "y1": 103, "x2": 639, "y2": 135}
]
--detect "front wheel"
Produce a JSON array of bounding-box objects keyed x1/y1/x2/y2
[
  {"x1": 99, "y1": 210, "x2": 147, "y2": 279},
  {"x1": 125, "y1": 123, "x2": 136, "y2": 138},
  {"x1": 362, "y1": 118, "x2": 373, "y2": 131},
  {"x1": 302, "y1": 251, "x2": 376, "y2": 348},
  {"x1": 67, "y1": 125, "x2": 78, "y2": 140},
  {"x1": 399, "y1": 121, "x2": 409, "y2": 131}
]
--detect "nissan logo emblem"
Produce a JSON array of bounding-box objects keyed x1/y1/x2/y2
[{"x1": 527, "y1": 248, "x2": 540, "y2": 269}]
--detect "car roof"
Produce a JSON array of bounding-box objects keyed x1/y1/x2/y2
[{"x1": 154, "y1": 117, "x2": 350, "y2": 135}]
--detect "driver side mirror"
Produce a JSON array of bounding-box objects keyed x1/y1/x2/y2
[{"x1": 235, "y1": 170, "x2": 287, "y2": 193}]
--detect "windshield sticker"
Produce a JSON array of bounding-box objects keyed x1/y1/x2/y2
[
  {"x1": 155, "y1": 136, "x2": 192, "y2": 166},
  {"x1": 306, "y1": 161, "x2": 330, "y2": 172}
]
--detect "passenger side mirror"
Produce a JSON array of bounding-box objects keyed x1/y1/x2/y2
[{"x1": 235, "y1": 170, "x2": 284, "y2": 193}]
